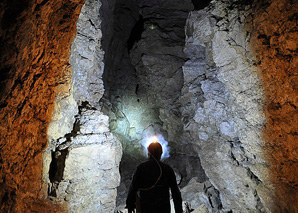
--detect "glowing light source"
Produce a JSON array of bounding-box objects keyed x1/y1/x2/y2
[
  {"x1": 151, "y1": 136, "x2": 158, "y2": 143},
  {"x1": 150, "y1": 24, "x2": 156, "y2": 30},
  {"x1": 141, "y1": 134, "x2": 170, "y2": 159}
]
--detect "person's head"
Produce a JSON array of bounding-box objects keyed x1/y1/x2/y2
[{"x1": 147, "y1": 142, "x2": 163, "y2": 160}]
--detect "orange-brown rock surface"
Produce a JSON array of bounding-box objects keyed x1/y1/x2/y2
[
  {"x1": 251, "y1": 0, "x2": 298, "y2": 211},
  {"x1": 0, "y1": 0, "x2": 85, "y2": 211}
]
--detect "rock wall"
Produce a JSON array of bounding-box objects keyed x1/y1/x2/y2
[
  {"x1": 45, "y1": 0, "x2": 122, "y2": 212},
  {"x1": 250, "y1": 0, "x2": 298, "y2": 211},
  {"x1": 0, "y1": 0, "x2": 84, "y2": 211},
  {"x1": 182, "y1": 0, "x2": 298, "y2": 211},
  {"x1": 181, "y1": 1, "x2": 273, "y2": 211},
  {"x1": 130, "y1": 0, "x2": 194, "y2": 146},
  {"x1": 1, "y1": 0, "x2": 297, "y2": 212}
]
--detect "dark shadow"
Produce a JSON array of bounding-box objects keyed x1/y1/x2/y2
[
  {"x1": 127, "y1": 15, "x2": 144, "y2": 52},
  {"x1": 191, "y1": 0, "x2": 212, "y2": 10},
  {"x1": 49, "y1": 148, "x2": 68, "y2": 183}
]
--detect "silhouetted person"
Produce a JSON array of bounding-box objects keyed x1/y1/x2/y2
[{"x1": 126, "y1": 142, "x2": 182, "y2": 213}]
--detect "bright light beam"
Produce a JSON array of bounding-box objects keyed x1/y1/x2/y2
[{"x1": 141, "y1": 134, "x2": 170, "y2": 160}]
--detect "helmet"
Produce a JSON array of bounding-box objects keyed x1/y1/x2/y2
[{"x1": 147, "y1": 142, "x2": 163, "y2": 160}]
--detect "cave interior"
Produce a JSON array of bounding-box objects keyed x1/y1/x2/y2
[{"x1": 0, "y1": 0, "x2": 297, "y2": 212}]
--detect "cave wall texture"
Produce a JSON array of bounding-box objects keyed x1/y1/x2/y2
[
  {"x1": 250, "y1": 0, "x2": 298, "y2": 211},
  {"x1": 0, "y1": 0, "x2": 297, "y2": 212},
  {"x1": 45, "y1": 0, "x2": 122, "y2": 211},
  {"x1": 187, "y1": 1, "x2": 297, "y2": 211},
  {"x1": 0, "y1": 0, "x2": 85, "y2": 211},
  {"x1": 182, "y1": 1, "x2": 269, "y2": 210}
]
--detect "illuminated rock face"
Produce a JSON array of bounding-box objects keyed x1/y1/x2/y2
[
  {"x1": 103, "y1": 0, "x2": 266, "y2": 211},
  {"x1": 181, "y1": 0, "x2": 298, "y2": 211},
  {"x1": 182, "y1": 2, "x2": 271, "y2": 211},
  {"x1": 45, "y1": 0, "x2": 122, "y2": 212}
]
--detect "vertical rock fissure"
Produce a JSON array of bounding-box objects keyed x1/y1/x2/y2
[
  {"x1": 48, "y1": 148, "x2": 68, "y2": 197},
  {"x1": 49, "y1": 149, "x2": 68, "y2": 184},
  {"x1": 47, "y1": 101, "x2": 96, "y2": 197}
]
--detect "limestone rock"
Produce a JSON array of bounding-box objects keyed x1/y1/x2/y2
[
  {"x1": 62, "y1": 143, "x2": 122, "y2": 212},
  {"x1": 45, "y1": 1, "x2": 123, "y2": 212},
  {"x1": 181, "y1": 178, "x2": 212, "y2": 211},
  {"x1": 192, "y1": 205, "x2": 210, "y2": 213},
  {"x1": 1, "y1": 0, "x2": 297, "y2": 212},
  {"x1": 70, "y1": 0, "x2": 105, "y2": 107},
  {"x1": 48, "y1": 93, "x2": 78, "y2": 141},
  {"x1": 79, "y1": 109, "x2": 110, "y2": 134},
  {"x1": 181, "y1": 0, "x2": 276, "y2": 211}
]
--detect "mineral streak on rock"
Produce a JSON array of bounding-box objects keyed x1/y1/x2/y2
[
  {"x1": 250, "y1": 0, "x2": 298, "y2": 211},
  {"x1": 0, "y1": 0, "x2": 85, "y2": 211}
]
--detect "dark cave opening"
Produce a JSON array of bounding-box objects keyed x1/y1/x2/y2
[
  {"x1": 191, "y1": 0, "x2": 212, "y2": 10},
  {"x1": 127, "y1": 15, "x2": 144, "y2": 52},
  {"x1": 49, "y1": 148, "x2": 68, "y2": 184},
  {"x1": 48, "y1": 148, "x2": 68, "y2": 197}
]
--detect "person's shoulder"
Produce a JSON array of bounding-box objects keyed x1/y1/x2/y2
[
  {"x1": 160, "y1": 161, "x2": 174, "y2": 171},
  {"x1": 160, "y1": 160, "x2": 170, "y2": 166},
  {"x1": 137, "y1": 160, "x2": 151, "y2": 169}
]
